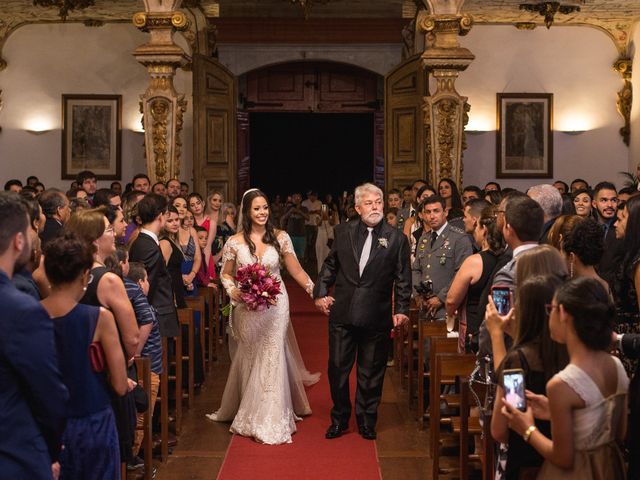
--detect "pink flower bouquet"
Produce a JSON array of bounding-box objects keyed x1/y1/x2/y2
[{"x1": 235, "y1": 262, "x2": 282, "y2": 311}]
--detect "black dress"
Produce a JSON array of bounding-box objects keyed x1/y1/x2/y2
[
  {"x1": 164, "y1": 238, "x2": 187, "y2": 309},
  {"x1": 465, "y1": 250, "x2": 499, "y2": 337}
]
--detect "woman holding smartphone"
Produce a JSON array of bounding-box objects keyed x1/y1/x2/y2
[
  {"x1": 490, "y1": 275, "x2": 567, "y2": 480},
  {"x1": 501, "y1": 278, "x2": 628, "y2": 479}
]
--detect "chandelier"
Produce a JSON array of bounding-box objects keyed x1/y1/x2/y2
[
  {"x1": 519, "y1": 2, "x2": 581, "y2": 29},
  {"x1": 33, "y1": 0, "x2": 96, "y2": 21},
  {"x1": 289, "y1": 0, "x2": 331, "y2": 19}
]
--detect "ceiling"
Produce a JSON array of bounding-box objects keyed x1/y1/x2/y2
[{"x1": 1, "y1": 0, "x2": 639, "y2": 54}]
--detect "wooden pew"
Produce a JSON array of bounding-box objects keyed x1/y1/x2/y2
[
  {"x1": 134, "y1": 356, "x2": 153, "y2": 480},
  {"x1": 185, "y1": 295, "x2": 206, "y2": 376},
  {"x1": 417, "y1": 319, "x2": 448, "y2": 428}
]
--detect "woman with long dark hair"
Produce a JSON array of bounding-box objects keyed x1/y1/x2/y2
[
  {"x1": 206, "y1": 189, "x2": 319, "y2": 444},
  {"x1": 438, "y1": 178, "x2": 463, "y2": 211}
]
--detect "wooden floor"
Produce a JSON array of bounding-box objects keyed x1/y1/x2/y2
[{"x1": 148, "y1": 342, "x2": 437, "y2": 480}]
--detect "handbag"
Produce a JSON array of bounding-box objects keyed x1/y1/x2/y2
[{"x1": 88, "y1": 341, "x2": 106, "y2": 373}]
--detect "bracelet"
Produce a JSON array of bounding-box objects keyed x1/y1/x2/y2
[{"x1": 523, "y1": 425, "x2": 537, "y2": 443}]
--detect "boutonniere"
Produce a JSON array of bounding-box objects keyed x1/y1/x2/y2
[{"x1": 378, "y1": 238, "x2": 389, "y2": 248}]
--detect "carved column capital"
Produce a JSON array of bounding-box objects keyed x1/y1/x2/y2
[
  {"x1": 613, "y1": 57, "x2": 632, "y2": 80},
  {"x1": 613, "y1": 57, "x2": 632, "y2": 146},
  {"x1": 418, "y1": 14, "x2": 473, "y2": 49}
]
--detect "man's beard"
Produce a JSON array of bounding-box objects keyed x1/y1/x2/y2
[{"x1": 362, "y1": 211, "x2": 383, "y2": 225}]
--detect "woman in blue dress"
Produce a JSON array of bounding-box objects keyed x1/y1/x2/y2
[{"x1": 41, "y1": 233, "x2": 128, "y2": 479}]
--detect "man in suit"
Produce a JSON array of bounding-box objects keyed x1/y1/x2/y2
[
  {"x1": 314, "y1": 183, "x2": 411, "y2": 440},
  {"x1": 592, "y1": 181, "x2": 623, "y2": 287},
  {"x1": 0, "y1": 192, "x2": 68, "y2": 478},
  {"x1": 38, "y1": 188, "x2": 71, "y2": 247},
  {"x1": 128, "y1": 193, "x2": 180, "y2": 338},
  {"x1": 412, "y1": 195, "x2": 473, "y2": 324},
  {"x1": 397, "y1": 179, "x2": 427, "y2": 230}
]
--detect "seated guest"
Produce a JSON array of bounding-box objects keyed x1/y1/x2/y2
[
  {"x1": 42, "y1": 233, "x2": 127, "y2": 479},
  {"x1": 0, "y1": 192, "x2": 68, "y2": 478},
  {"x1": 571, "y1": 188, "x2": 593, "y2": 218},
  {"x1": 124, "y1": 262, "x2": 163, "y2": 472},
  {"x1": 501, "y1": 278, "x2": 628, "y2": 480},
  {"x1": 39, "y1": 189, "x2": 71, "y2": 248},
  {"x1": 490, "y1": 275, "x2": 567, "y2": 480}
]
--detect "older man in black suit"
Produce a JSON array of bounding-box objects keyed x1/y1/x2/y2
[{"x1": 314, "y1": 183, "x2": 412, "y2": 440}]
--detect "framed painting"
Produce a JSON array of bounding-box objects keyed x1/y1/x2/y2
[
  {"x1": 496, "y1": 93, "x2": 553, "y2": 178},
  {"x1": 61, "y1": 94, "x2": 122, "y2": 180}
]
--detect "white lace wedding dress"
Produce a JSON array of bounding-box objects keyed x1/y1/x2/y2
[{"x1": 206, "y1": 232, "x2": 320, "y2": 444}]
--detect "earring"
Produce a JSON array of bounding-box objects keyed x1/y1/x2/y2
[
  {"x1": 83, "y1": 286, "x2": 87, "y2": 292},
  {"x1": 569, "y1": 254, "x2": 575, "y2": 279}
]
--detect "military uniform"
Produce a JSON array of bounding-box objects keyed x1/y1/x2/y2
[{"x1": 412, "y1": 222, "x2": 473, "y2": 320}]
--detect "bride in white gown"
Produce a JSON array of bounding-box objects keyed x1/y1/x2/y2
[{"x1": 206, "y1": 189, "x2": 320, "y2": 445}]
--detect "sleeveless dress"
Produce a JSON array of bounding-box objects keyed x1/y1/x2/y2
[
  {"x1": 206, "y1": 232, "x2": 319, "y2": 444},
  {"x1": 53, "y1": 303, "x2": 120, "y2": 479},
  {"x1": 537, "y1": 357, "x2": 628, "y2": 479}
]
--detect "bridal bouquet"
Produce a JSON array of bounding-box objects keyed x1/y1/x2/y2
[{"x1": 234, "y1": 262, "x2": 282, "y2": 311}]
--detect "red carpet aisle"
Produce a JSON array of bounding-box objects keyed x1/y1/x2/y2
[{"x1": 217, "y1": 281, "x2": 382, "y2": 480}]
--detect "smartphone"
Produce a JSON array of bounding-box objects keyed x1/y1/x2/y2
[
  {"x1": 491, "y1": 286, "x2": 511, "y2": 315},
  {"x1": 321, "y1": 204, "x2": 328, "y2": 214},
  {"x1": 503, "y1": 368, "x2": 527, "y2": 412}
]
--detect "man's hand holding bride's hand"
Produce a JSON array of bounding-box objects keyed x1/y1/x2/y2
[
  {"x1": 314, "y1": 296, "x2": 335, "y2": 315},
  {"x1": 393, "y1": 314, "x2": 409, "y2": 327}
]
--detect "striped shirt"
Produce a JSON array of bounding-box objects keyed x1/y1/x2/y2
[{"x1": 124, "y1": 278, "x2": 162, "y2": 374}]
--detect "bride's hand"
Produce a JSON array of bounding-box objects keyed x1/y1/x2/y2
[{"x1": 230, "y1": 288, "x2": 243, "y2": 303}]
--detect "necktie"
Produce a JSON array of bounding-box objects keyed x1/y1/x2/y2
[
  {"x1": 430, "y1": 230, "x2": 438, "y2": 248},
  {"x1": 359, "y1": 227, "x2": 373, "y2": 275}
]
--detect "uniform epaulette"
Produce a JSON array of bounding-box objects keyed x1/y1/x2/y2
[{"x1": 449, "y1": 225, "x2": 465, "y2": 235}]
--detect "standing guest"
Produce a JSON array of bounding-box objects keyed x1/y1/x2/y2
[
  {"x1": 387, "y1": 188, "x2": 402, "y2": 209},
  {"x1": 70, "y1": 180, "x2": 79, "y2": 191},
  {"x1": 570, "y1": 178, "x2": 589, "y2": 193},
  {"x1": 188, "y1": 192, "x2": 210, "y2": 232},
  {"x1": 302, "y1": 190, "x2": 323, "y2": 270},
  {"x1": 553, "y1": 180, "x2": 569, "y2": 195},
  {"x1": 166, "y1": 178, "x2": 181, "y2": 201},
  {"x1": 546, "y1": 215, "x2": 584, "y2": 254},
  {"x1": 34, "y1": 182, "x2": 45, "y2": 194},
  {"x1": 385, "y1": 208, "x2": 399, "y2": 228},
  {"x1": 105, "y1": 204, "x2": 128, "y2": 241},
  {"x1": 26, "y1": 175, "x2": 39, "y2": 188},
  {"x1": 76, "y1": 170, "x2": 97, "y2": 203},
  {"x1": 447, "y1": 205, "x2": 503, "y2": 350},
  {"x1": 402, "y1": 186, "x2": 413, "y2": 209},
  {"x1": 571, "y1": 188, "x2": 593, "y2": 218},
  {"x1": 152, "y1": 182, "x2": 167, "y2": 196},
  {"x1": 461, "y1": 185, "x2": 483, "y2": 204},
  {"x1": 270, "y1": 194, "x2": 285, "y2": 227},
  {"x1": 205, "y1": 193, "x2": 235, "y2": 274},
  {"x1": 13, "y1": 195, "x2": 46, "y2": 300},
  {"x1": 490, "y1": 275, "x2": 567, "y2": 480},
  {"x1": 314, "y1": 183, "x2": 411, "y2": 440},
  {"x1": 593, "y1": 181, "x2": 622, "y2": 287},
  {"x1": 560, "y1": 218, "x2": 608, "y2": 290},
  {"x1": 324, "y1": 193, "x2": 339, "y2": 217},
  {"x1": 128, "y1": 194, "x2": 180, "y2": 337},
  {"x1": 194, "y1": 226, "x2": 215, "y2": 286},
  {"x1": 132, "y1": 174, "x2": 150, "y2": 194},
  {"x1": 412, "y1": 195, "x2": 473, "y2": 325},
  {"x1": 502, "y1": 278, "x2": 628, "y2": 480},
  {"x1": 315, "y1": 206, "x2": 335, "y2": 274},
  {"x1": 485, "y1": 190, "x2": 503, "y2": 206},
  {"x1": 39, "y1": 188, "x2": 71, "y2": 248},
  {"x1": 180, "y1": 182, "x2": 189, "y2": 198},
  {"x1": 527, "y1": 184, "x2": 562, "y2": 244},
  {"x1": 124, "y1": 262, "x2": 163, "y2": 472},
  {"x1": 0, "y1": 192, "x2": 68, "y2": 479},
  {"x1": 560, "y1": 193, "x2": 576, "y2": 215},
  {"x1": 281, "y1": 192, "x2": 309, "y2": 260},
  {"x1": 172, "y1": 196, "x2": 189, "y2": 220},
  {"x1": 67, "y1": 188, "x2": 88, "y2": 200},
  {"x1": 398, "y1": 179, "x2": 427, "y2": 230},
  {"x1": 402, "y1": 185, "x2": 436, "y2": 254},
  {"x1": 462, "y1": 198, "x2": 490, "y2": 247},
  {"x1": 178, "y1": 209, "x2": 202, "y2": 294},
  {"x1": 122, "y1": 190, "x2": 146, "y2": 246},
  {"x1": 4, "y1": 179, "x2": 23, "y2": 192},
  {"x1": 94, "y1": 188, "x2": 121, "y2": 209},
  {"x1": 438, "y1": 177, "x2": 463, "y2": 215},
  {"x1": 223, "y1": 202, "x2": 237, "y2": 231},
  {"x1": 110, "y1": 181, "x2": 122, "y2": 196},
  {"x1": 160, "y1": 206, "x2": 187, "y2": 310},
  {"x1": 617, "y1": 186, "x2": 636, "y2": 209},
  {"x1": 484, "y1": 181, "x2": 501, "y2": 192},
  {"x1": 42, "y1": 233, "x2": 127, "y2": 480}
]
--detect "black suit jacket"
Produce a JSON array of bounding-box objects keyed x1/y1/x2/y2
[
  {"x1": 39, "y1": 217, "x2": 63, "y2": 248},
  {"x1": 128, "y1": 232, "x2": 180, "y2": 337},
  {"x1": 314, "y1": 219, "x2": 411, "y2": 331}
]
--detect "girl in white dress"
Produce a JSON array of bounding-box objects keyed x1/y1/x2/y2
[
  {"x1": 206, "y1": 189, "x2": 319, "y2": 445},
  {"x1": 501, "y1": 277, "x2": 628, "y2": 479}
]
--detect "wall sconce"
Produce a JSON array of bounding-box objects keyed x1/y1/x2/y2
[
  {"x1": 560, "y1": 129, "x2": 586, "y2": 135},
  {"x1": 465, "y1": 115, "x2": 495, "y2": 135},
  {"x1": 556, "y1": 115, "x2": 592, "y2": 135},
  {"x1": 24, "y1": 116, "x2": 56, "y2": 134}
]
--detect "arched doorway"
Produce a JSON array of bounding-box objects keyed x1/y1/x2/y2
[{"x1": 192, "y1": 58, "x2": 383, "y2": 203}]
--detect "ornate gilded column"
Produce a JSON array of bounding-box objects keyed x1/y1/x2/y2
[
  {"x1": 133, "y1": 0, "x2": 190, "y2": 184},
  {"x1": 613, "y1": 57, "x2": 632, "y2": 147},
  {"x1": 419, "y1": 0, "x2": 474, "y2": 186}
]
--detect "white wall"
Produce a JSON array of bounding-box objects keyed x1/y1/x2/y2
[
  {"x1": 459, "y1": 25, "x2": 630, "y2": 191},
  {"x1": 0, "y1": 23, "x2": 194, "y2": 191},
  {"x1": 630, "y1": 25, "x2": 640, "y2": 174}
]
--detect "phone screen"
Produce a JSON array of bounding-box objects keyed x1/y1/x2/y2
[
  {"x1": 503, "y1": 370, "x2": 527, "y2": 412},
  {"x1": 492, "y1": 287, "x2": 511, "y2": 315}
]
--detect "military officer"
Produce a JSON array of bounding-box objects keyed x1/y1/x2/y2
[{"x1": 412, "y1": 195, "x2": 473, "y2": 324}]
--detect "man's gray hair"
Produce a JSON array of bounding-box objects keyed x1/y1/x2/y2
[
  {"x1": 354, "y1": 183, "x2": 384, "y2": 206},
  {"x1": 527, "y1": 184, "x2": 563, "y2": 219}
]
